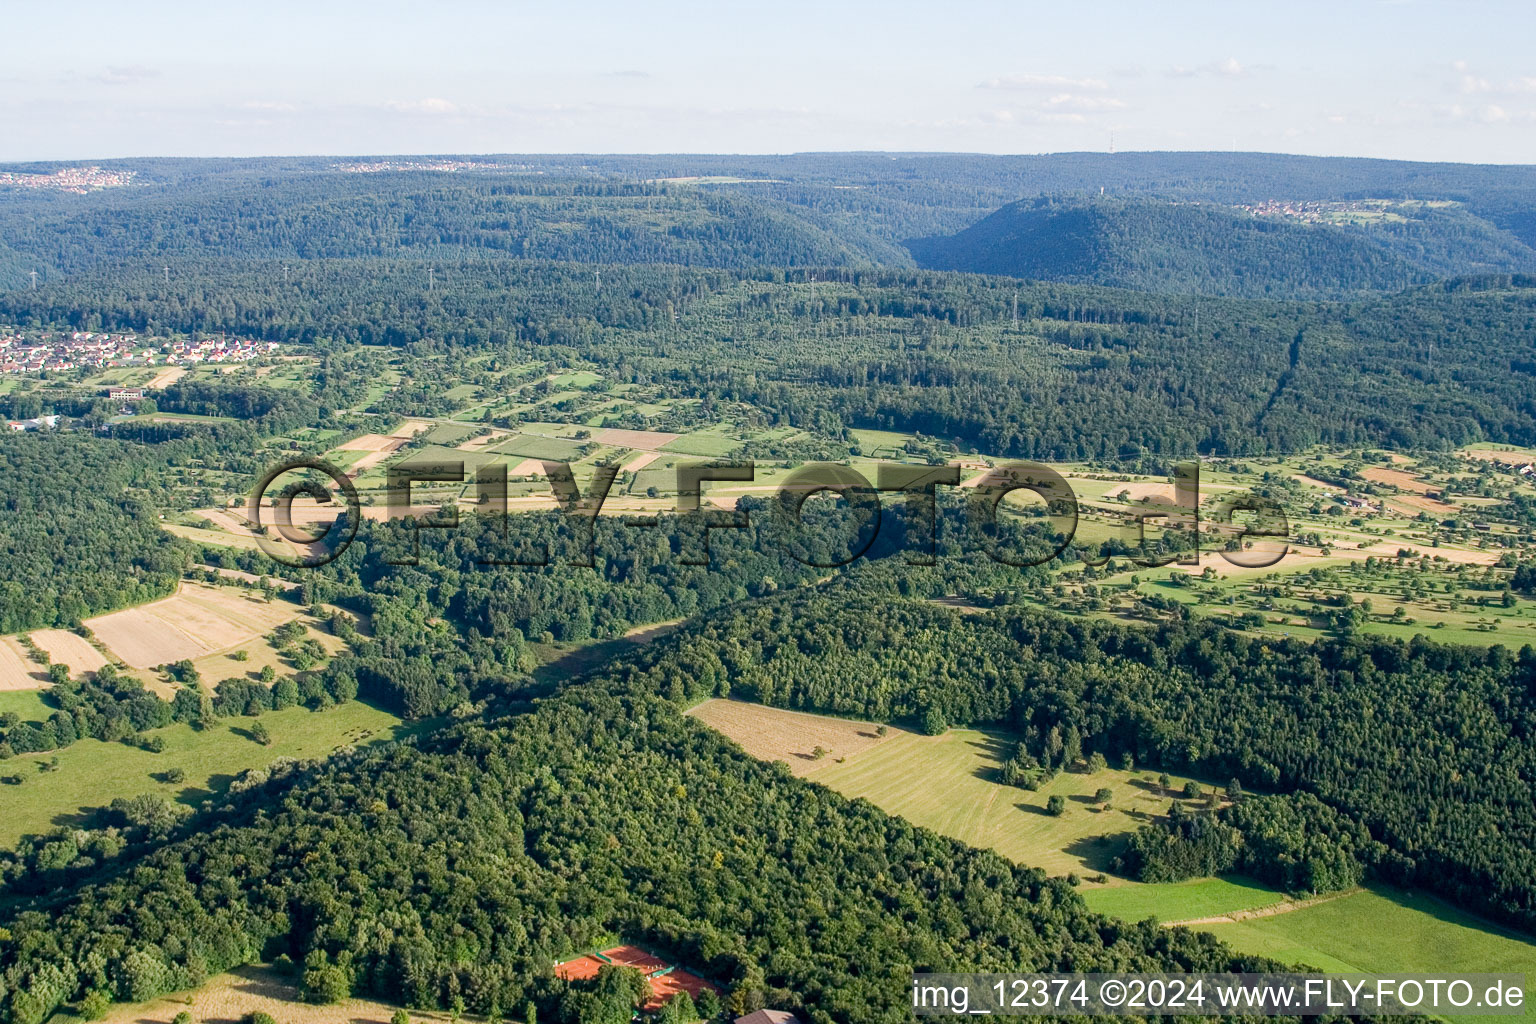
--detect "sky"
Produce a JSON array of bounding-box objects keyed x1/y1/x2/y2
[{"x1": 1, "y1": 0, "x2": 1533, "y2": 163}]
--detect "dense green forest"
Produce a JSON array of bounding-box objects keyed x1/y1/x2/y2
[
  {"x1": 586, "y1": 587, "x2": 1536, "y2": 931},
  {"x1": 907, "y1": 197, "x2": 1536, "y2": 298},
  {"x1": 0, "y1": 435, "x2": 188, "y2": 632},
  {"x1": 6, "y1": 260, "x2": 1536, "y2": 457},
  {"x1": 0, "y1": 667, "x2": 1293, "y2": 1024}
]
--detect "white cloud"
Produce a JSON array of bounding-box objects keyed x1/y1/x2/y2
[
  {"x1": 95, "y1": 66, "x2": 159, "y2": 85},
  {"x1": 979, "y1": 72, "x2": 1109, "y2": 92},
  {"x1": 1167, "y1": 57, "x2": 1247, "y2": 79},
  {"x1": 383, "y1": 98, "x2": 460, "y2": 116},
  {"x1": 1041, "y1": 93, "x2": 1126, "y2": 112}
]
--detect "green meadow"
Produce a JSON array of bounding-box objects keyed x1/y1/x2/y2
[{"x1": 0, "y1": 700, "x2": 418, "y2": 846}]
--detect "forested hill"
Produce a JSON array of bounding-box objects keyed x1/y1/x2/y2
[
  {"x1": 0, "y1": 177, "x2": 909, "y2": 276},
  {"x1": 5, "y1": 152, "x2": 1536, "y2": 288},
  {"x1": 906, "y1": 197, "x2": 1536, "y2": 298}
]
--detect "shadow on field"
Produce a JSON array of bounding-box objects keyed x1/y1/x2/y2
[{"x1": 1063, "y1": 834, "x2": 1125, "y2": 874}]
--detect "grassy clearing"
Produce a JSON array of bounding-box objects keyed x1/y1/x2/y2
[
  {"x1": 1081, "y1": 876, "x2": 1282, "y2": 922},
  {"x1": 691, "y1": 703, "x2": 1217, "y2": 883},
  {"x1": 810, "y1": 726, "x2": 1214, "y2": 881},
  {"x1": 691, "y1": 699, "x2": 1535, "y2": 997},
  {"x1": 492, "y1": 433, "x2": 588, "y2": 461},
  {"x1": 1201, "y1": 886, "x2": 1536, "y2": 1023},
  {"x1": 0, "y1": 700, "x2": 417, "y2": 845}
]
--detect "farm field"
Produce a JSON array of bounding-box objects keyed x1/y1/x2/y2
[
  {"x1": 0, "y1": 699, "x2": 414, "y2": 846},
  {"x1": 84, "y1": 581, "x2": 307, "y2": 669},
  {"x1": 807, "y1": 725, "x2": 1215, "y2": 880},
  {"x1": 0, "y1": 637, "x2": 42, "y2": 690},
  {"x1": 28, "y1": 629, "x2": 108, "y2": 676},
  {"x1": 687, "y1": 698, "x2": 894, "y2": 777}
]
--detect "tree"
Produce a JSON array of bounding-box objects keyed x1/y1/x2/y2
[
  {"x1": 1046, "y1": 795, "x2": 1066, "y2": 816},
  {"x1": 250, "y1": 721, "x2": 272, "y2": 746},
  {"x1": 658, "y1": 989, "x2": 698, "y2": 1024},
  {"x1": 1158, "y1": 773, "x2": 1172, "y2": 793},
  {"x1": 921, "y1": 706, "x2": 948, "y2": 735},
  {"x1": 1093, "y1": 787, "x2": 1113, "y2": 805},
  {"x1": 1228, "y1": 778, "x2": 1244, "y2": 802},
  {"x1": 1181, "y1": 780, "x2": 1202, "y2": 799},
  {"x1": 301, "y1": 951, "x2": 351, "y2": 1004},
  {"x1": 79, "y1": 991, "x2": 111, "y2": 1021},
  {"x1": 391, "y1": 1010, "x2": 411, "y2": 1024}
]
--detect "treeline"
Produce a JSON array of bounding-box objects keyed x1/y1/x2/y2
[{"x1": 197, "y1": 497, "x2": 1071, "y2": 719}]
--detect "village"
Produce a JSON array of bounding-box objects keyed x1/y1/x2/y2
[{"x1": 0, "y1": 329, "x2": 278, "y2": 375}]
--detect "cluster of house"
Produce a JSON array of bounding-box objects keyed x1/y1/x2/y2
[
  {"x1": 1236, "y1": 199, "x2": 1393, "y2": 224},
  {"x1": 0, "y1": 331, "x2": 278, "y2": 374},
  {"x1": 1482, "y1": 456, "x2": 1536, "y2": 477},
  {"x1": 1320, "y1": 492, "x2": 1380, "y2": 513},
  {"x1": 0, "y1": 166, "x2": 135, "y2": 194}
]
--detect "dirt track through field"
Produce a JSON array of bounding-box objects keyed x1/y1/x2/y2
[{"x1": 1162, "y1": 887, "x2": 1361, "y2": 927}]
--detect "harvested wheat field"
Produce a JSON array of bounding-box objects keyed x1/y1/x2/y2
[
  {"x1": 336, "y1": 432, "x2": 406, "y2": 453},
  {"x1": 29, "y1": 629, "x2": 108, "y2": 676},
  {"x1": 145, "y1": 365, "x2": 187, "y2": 390},
  {"x1": 621, "y1": 449, "x2": 662, "y2": 472},
  {"x1": 594, "y1": 427, "x2": 680, "y2": 449},
  {"x1": 1360, "y1": 465, "x2": 1437, "y2": 495},
  {"x1": 92, "y1": 964, "x2": 460, "y2": 1024},
  {"x1": 687, "y1": 698, "x2": 894, "y2": 777},
  {"x1": 85, "y1": 582, "x2": 305, "y2": 669},
  {"x1": 391, "y1": 418, "x2": 433, "y2": 439},
  {"x1": 0, "y1": 637, "x2": 43, "y2": 690}
]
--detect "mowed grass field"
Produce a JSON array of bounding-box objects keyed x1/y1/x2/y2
[
  {"x1": 1080, "y1": 876, "x2": 1284, "y2": 921},
  {"x1": 0, "y1": 700, "x2": 415, "y2": 846},
  {"x1": 1201, "y1": 887, "x2": 1536, "y2": 1024},
  {"x1": 690, "y1": 700, "x2": 1212, "y2": 881}
]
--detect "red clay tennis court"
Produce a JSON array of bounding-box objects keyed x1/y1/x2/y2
[{"x1": 553, "y1": 945, "x2": 721, "y2": 1011}]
